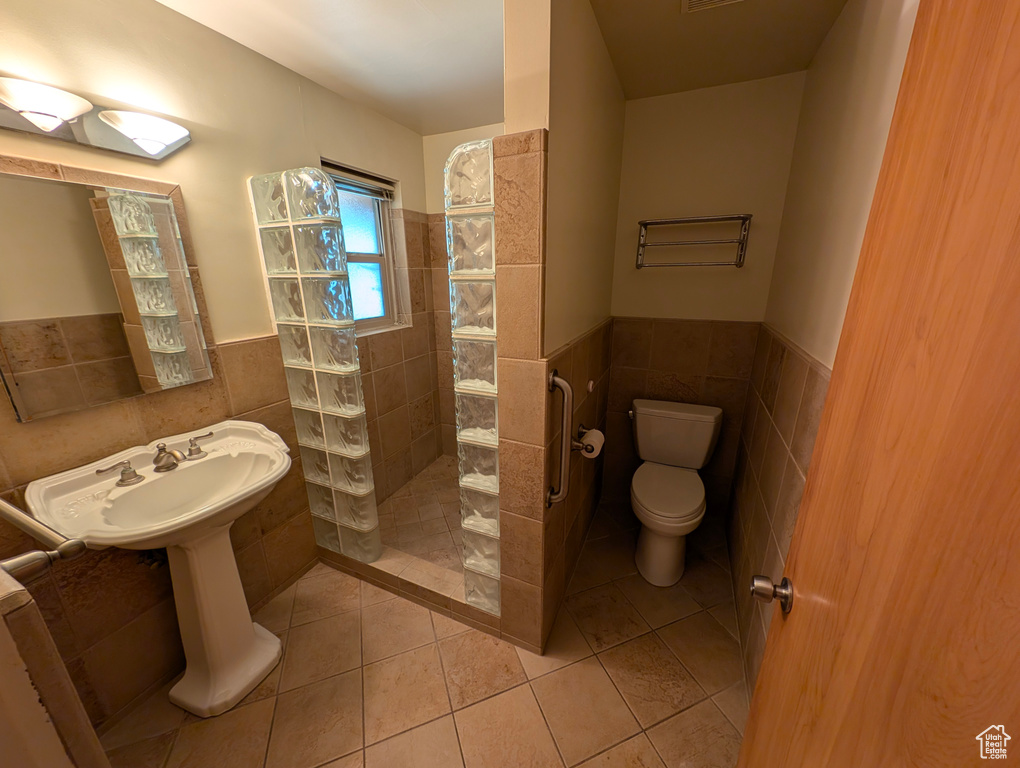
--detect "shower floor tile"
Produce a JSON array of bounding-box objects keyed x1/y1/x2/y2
[
  {"x1": 378, "y1": 455, "x2": 466, "y2": 587},
  {"x1": 100, "y1": 503, "x2": 747, "y2": 768}
]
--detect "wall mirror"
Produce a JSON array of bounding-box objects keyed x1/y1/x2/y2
[{"x1": 0, "y1": 157, "x2": 212, "y2": 422}]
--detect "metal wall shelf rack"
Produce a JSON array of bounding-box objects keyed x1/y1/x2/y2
[{"x1": 636, "y1": 214, "x2": 752, "y2": 268}]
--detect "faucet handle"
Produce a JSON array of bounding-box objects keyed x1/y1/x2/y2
[
  {"x1": 95, "y1": 460, "x2": 143, "y2": 487},
  {"x1": 187, "y1": 431, "x2": 214, "y2": 459}
]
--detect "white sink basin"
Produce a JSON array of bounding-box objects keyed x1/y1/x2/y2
[
  {"x1": 27, "y1": 420, "x2": 290, "y2": 550},
  {"x1": 26, "y1": 420, "x2": 292, "y2": 718}
]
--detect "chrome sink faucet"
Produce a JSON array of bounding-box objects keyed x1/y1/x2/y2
[{"x1": 153, "y1": 443, "x2": 188, "y2": 472}]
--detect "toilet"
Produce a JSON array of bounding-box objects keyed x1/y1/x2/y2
[{"x1": 630, "y1": 399, "x2": 723, "y2": 587}]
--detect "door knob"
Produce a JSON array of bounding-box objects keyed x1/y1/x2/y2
[{"x1": 751, "y1": 575, "x2": 794, "y2": 614}]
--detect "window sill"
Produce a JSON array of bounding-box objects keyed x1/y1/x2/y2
[{"x1": 355, "y1": 320, "x2": 409, "y2": 338}]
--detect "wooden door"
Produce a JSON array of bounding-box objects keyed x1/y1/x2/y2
[{"x1": 740, "y1": 2, "x2": 1020, "y2": 766}]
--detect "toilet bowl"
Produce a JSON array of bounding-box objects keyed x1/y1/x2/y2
[
  {"x1": 631, "y1": 462, "x2": 706, "y2": 586},
  {"x1": 629, "y1": 399, "x2": 722, "y2": 587}
]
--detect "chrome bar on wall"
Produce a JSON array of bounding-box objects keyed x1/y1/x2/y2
[
  {"x1": 0, "y1": 496, "x2": 86, "y2": 581},
  {"x1": 547, "y1": 372, "x2": 586, "y2": 507}
]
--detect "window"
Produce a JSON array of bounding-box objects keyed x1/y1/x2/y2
[{"x1": 324, "y1": 164, "x2": 398, "y2": 332}]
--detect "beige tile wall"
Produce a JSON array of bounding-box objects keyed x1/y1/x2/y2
[
  {"x1": 491, "y1": 129, "x2": 556, "y2": 652},
  {"x1": 425, "y1": 211, "x2": 459, "y2": 457},
  {"x1": 542, "y1": 321, "x2": 612, "y2": 642},
  {"x1": 0, "y1": 334, "x2": 316, "y2": 728},
  {"x1": 359, "y1": 208, "x2": 442, "y2": 502},
  {"x1": 729, "y1": 325, "x2": 829, "y2": 690},
  {"x1": 603, "y1": 317, "x2": 759, "y2": 532},
  {"x1": 0, "y1": 313, "x2": 142, "y2": 418}
]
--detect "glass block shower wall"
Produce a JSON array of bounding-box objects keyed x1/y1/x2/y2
[
  {"x1": 248, "y1": 168, "x2": 382, "y2": 563},
  {"x1": 445, "y1": 140, "x2": 501, "y2": 615}
]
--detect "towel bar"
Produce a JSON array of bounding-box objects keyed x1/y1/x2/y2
[{"x1": 636, "y1": 214, "x2": 752, "y2": 268}]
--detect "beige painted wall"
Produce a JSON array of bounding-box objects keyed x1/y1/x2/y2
[
  {"x1": 503, "y1": 0, "x2": 551, "y2": 134},
  {"x1": 0, "y1": 0, "x2": 427, "y2": 343},
  {"x1": 0, "y1": 175, "x2": 120, "y2": 322},
  {"x1": 609, "y1": 73, "x2": 805, "y2": 322},
  {"x1": 422, "y1": 123, "x2": 505, "y2": 215},
  {"x1": 764, "y1": 0, "x2": 919, "y2": 367},
  {"x1": 544, "y1": 0, "x2": 625, "y2": 353}
]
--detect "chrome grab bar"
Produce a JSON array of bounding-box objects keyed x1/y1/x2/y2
[
  {"x1": 547, "y1": 371, "x2": 585, "y2": 507},
  {"x1": 0, "y1": 496, "x2": 86, "y2": 581},
  {"x1": 1, "y1": 496, "x2": 66, "y2": 549}
]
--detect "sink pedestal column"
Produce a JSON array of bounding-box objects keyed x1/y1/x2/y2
[{"x1": 165, "y1": 523, "x2": 281, "y2": 717}]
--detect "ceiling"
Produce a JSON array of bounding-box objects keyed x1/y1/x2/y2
[
  {"x1": 153, "y1": 0, "x2": 505, "y2": 135},
  {"x1": 589, "y1": 0, "x2": 850, "y2": 99}
]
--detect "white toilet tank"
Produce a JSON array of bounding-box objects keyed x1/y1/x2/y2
[{"x1": 631, "y1": 399, "x2": 723, "y2": 469}]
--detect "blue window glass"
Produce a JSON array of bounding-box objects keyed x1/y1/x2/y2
[
  {"x1": 348, "y1": 262, "x2": 384, "y2": 320},
  {"x1": 337, "y1": 190, "x2": 380, "y2": 254}
]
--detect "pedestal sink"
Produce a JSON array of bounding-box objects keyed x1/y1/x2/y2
[{"x1": 25, "y1": 420, "x2": 292, "y2": 717}]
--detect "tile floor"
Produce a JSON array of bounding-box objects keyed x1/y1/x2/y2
[
  {"x1": 99, "y1": 506, "x2": 747, "y2": 768},
  {"x1": 368, "y1": 456, "x2": 468, "y2": 602},
  {"x1": 378, "y1": 457, "x2": 463, "y2": 563}
]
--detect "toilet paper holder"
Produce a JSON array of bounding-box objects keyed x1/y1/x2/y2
[{"x1": 574, "y1": 425, "x2": 596, "y2": 454}]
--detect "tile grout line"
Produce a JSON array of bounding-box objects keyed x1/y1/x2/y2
[
  {"x1": 651, "y1": 615, "x2": 737, "y2": 699},
  {"x1": 256, "y1": 587, "x2": 300, "y2": 768},
  {"x1": 257, "y1": 697, "x2": 279, "y2": 768},
  {"x1": 591, "y1": 623, "x2": 719, "y2": 735},
  {"x1": 159, "y1": 726, "x2": 180, "y2": 768},
  {"x1": 588, "y1": 643, "x2": 645, "y2": 748},
  {"x1": 568, "y1": 733, "x2": 640, "y2": 768},
  {"x1": 650, "y1": 618, "x2": 747, "y2": 738},
  {"x1": 365, "y1": 710, "x2": 457, "y2": 757},
  {"x1": 712, "y1": 681, "x2": 749, "y2": 737},
  {"x1": 360, "y1": 600, "x2": 367, "y2": 762},
  {"x1": 363, "y1": 621, "x2": 453, "y2": 749},
  {"x1": 431, "y1": 615, "x2": 471, "y2": 768},
  {"x1": 718, "y1": 513, "x2": 754, "y2": 717},
  {"x1": 526, "y1": 679, "x2": 569, "y2": 768},
  {"x1": 443, "y1": 667, "x2": 534, "y2": 711},
  {"x1": 644, "y1": 724, "x2": 673, "y2": 768}
]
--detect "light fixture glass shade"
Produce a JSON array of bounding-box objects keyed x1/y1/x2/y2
[
  {"x1": 99, "y1": 110, "x2": 190, "y2": 156},
  {"x1": 0, "y1": 77, "x2": 93, "y2": 132}
]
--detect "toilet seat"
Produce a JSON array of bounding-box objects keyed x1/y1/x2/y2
[
  {"x1": 632, "y1": 462, "x2": 706, "y2": 519},
  {"x1": 630, "y1": 462, "x2": 706, "y2": 536}
]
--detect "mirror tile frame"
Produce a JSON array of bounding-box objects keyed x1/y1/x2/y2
[{"x1": 0, "y1": 153, "x2": 215, "y2": 421}]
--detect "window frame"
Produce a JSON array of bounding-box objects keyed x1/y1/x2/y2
[{"x1": 323, "y1": 164, "x2": 400, "y2": 335}]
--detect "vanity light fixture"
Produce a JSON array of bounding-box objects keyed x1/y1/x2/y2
[
  {"x1": 98, "y1": 110, "x2": 190, "y2": 156},
  {"x1": 0, "y1": 76, "x2": 191, "y2": 160},
  {"x1": 0, "y1": 76, "x2": 93, "y2": 132}
]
